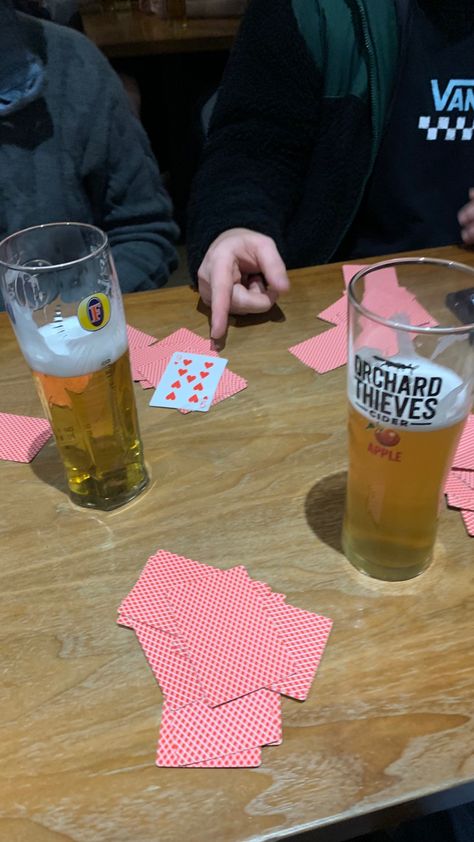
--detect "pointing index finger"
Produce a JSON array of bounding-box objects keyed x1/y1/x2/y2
[{"x1": 209, "y1": 252, "x2": 236, "y2": 341}]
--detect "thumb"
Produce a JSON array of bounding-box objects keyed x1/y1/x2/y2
[{"x1": 255, "y1": 239, "x2": 290, "y2": 293}]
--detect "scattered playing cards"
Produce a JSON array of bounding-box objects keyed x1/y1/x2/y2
[
  {"x1": 0, "y1": 412, "x2": 52, "y2": 462},
  {"x1": 118, "y1": 549, "x2": 333, "y2": 768},
  {"x1": 127, "y1": 326, "x2": 247, "y2": 412},
  {"x1": 289, "y1": 264, "x2": 437, "y2": 374},
  {"x1": 445, "y1": 414, "x2": 474, "y2": 536}
]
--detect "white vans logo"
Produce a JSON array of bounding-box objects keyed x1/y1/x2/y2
[{"x1": 418, "y1": 79, "x2": 474, "y2": 140}]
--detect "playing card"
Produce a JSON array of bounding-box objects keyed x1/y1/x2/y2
[
  {"x1": 289, "y1": 323, "x2": 347, "y2": 373},
  {"x1": 129, "y1": 328, "x2": 217, "y2": 382},
  {"x1": 156, "y1": 689, "x2": 281, "y2": 766},
  {"x1": 461, "y1": 508, "x2": 474, "y2": 536},
  {"x1": 317, "y1": 294, "x2": 347, "y2": 325},
  {"x1": 452, "y1": 469, "x2": 474, "y2": 491},
  {"x1": 355, "y1": 318, "x2": 400, "y2": 357},
  {"x1": 165, "y1": 566, "x2": 296, "y2": 707},
  {"x1": 249, "y1": 582, "x2": 333, "y2": 700},
  {"x1": 118, "y1": 549, "x2": 217, "y2": 629},
  {"x1": 445, "y1": 470, "x2": 474, "y2": 511},
  {"x1": 149, "y1": 352, "x2": 228, "y2": 412},
  {"x1": 0, "y1": 412, "x2": 52, "y2": 462},
  {"x1": 343, "y1": 264, "x2": 400, "y2": 292},
  {"x1": 151, "y1": 328, "x2": 214, "y2": 356},
  {"x1": 126, "y1": 619, "x2": 204, "y2": 709},
  {"x1": 451, "y1": 414, "x2": 474, "y2": 470},
  {"x1": 187, "y1": 747, "x2": 262, "y2": 768},
  {"x1": 126, "y1": 325, "x2": 157, "y2": 351},
  {"x1": 136, "y1": 356, "x2": 171, "y2": 391},
  {"x1": 130, "y1": 343, "x2": 174, "y2": 382},
  {"x1": 267, "y1": 603, "x2": 332, "y2": 700},
  {"x1": 343, "y1": 264, "x2": 437, "y2": 327}
]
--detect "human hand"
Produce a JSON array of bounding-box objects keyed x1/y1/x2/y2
[
  {"x1": 458, "y1": 187, "x2": 474, "y2": 245},
  {"x1": 197, "y1": 228, "x2": 290, "y2": 343}
]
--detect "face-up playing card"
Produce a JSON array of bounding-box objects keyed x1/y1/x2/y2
[
  {"x1": 149, "y1": 352, "x2": 228, "y2": 412},
  {"x1": 0, "y1": 412, "x2": 52, "y2": 462}
]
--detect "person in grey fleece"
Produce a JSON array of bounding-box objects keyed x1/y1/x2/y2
[{"x1": 0, "y1": 0, "x2": 179, "y2": 301}]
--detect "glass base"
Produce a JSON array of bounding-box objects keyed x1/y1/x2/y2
[
  {"x1": 342, "y1": 532, "x2": 432, "y2": 582},
  {"x1": 69, "y1": 471, "x2": 149, "y2": 511}
]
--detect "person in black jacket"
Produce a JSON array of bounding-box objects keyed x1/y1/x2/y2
[{"x1": 187, "y1": 0, "x2": 474, "y2": 343}]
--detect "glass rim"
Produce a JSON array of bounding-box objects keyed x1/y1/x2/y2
[
  {"x1": 348, "y1": 256, "x2": 474, "y2": 335},
  {"x1": 0, "y1": 222, "x2": 108, "y2": 272}
]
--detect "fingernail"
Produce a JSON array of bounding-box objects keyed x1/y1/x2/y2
[{"x1": 211, "y1": 337, "x2": 222, "y2": 352}]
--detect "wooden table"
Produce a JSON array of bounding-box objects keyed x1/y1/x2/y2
[
  {"x1": 82, "y1": 7, "x2": 240, "y2": 56},
  {"x1": 2, "y1": 244, "x2": 474, "y2": 842}
]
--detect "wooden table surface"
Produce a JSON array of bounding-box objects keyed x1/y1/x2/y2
[
  {"x1": 1, "y1": 244, "x2": 474, "y2": 842},
  {"x1": 82, "y1": 7, "x2": 240, "y2": 56}
]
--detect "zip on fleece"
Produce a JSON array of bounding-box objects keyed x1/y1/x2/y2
[{"x1": 291, "y1": 0, "x2": 400, "y2": 256}]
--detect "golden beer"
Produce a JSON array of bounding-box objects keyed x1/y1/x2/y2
[
  {"x1": 33, "y1": 349, "x2": 148, "y2": 509},
  {"x1": 342, "y1": 353, "x2": 469, "y2": 580}
]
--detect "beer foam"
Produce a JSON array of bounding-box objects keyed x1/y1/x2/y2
[
  {"x1": 16, "y1": 313, "x2": 128, "y2": 376},
  {"x1": 349, "y1": 352, "x2": 471, "y2": 430}
]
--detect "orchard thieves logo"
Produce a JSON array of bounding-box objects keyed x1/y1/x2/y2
[{"x1": 354, "y1": 354, "x2": 443, "y2": 427}]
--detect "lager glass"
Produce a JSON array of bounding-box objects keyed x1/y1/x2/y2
[
  {"x1": 342, "y1": 257, "x2": 474, "y2": 581},
  {"x1": 0, "y1": 222, "x2": 148, "y2": 510}
]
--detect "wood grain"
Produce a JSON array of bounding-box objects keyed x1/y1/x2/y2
[{"x1": 1, "y1": 245, "x2": 474, "y2": 842}]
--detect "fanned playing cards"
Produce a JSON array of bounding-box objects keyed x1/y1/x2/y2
[
  {"x1": 126, "y1": 325, "x2": 247, "y2": 411},
  {"x1": 288, "y1": 264, "x2": 438, "y2": 374},
  {"x1": 445, "y1": 414, "x2": 474, "y2": 537},
  {"x1": 118, "y1": 549, "x2": 333, "y2": 768}
]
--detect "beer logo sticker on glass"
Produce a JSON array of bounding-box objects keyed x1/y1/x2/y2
[{"x1": 78, "y1": 293, "x2": 111, "y2": 332}]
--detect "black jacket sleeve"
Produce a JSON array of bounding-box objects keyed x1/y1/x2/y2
[{"x1": 186, "y1": 0, "x2": 323, "y2": 281}]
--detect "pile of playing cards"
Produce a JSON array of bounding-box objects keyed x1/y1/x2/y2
[
  {"x1": 0, "y1": 411, "x2": 52, "y2": 462},
  {"x1": 118, "y1": 549, "x2": 333, "y2": 768},
  {"x1": 288, "y1": 264, "x2": 437, "y2": 374},
  {"x1": 445, "y1": 414, "x2": 474, "y2": 537},
  {"x1": 126, "y1": 326, "x2": 247, "y2": 412}
]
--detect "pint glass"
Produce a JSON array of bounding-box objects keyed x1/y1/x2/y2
[
  {"x1": 342, "y1": 257, "x2": 474, "y2": 581},
  {"x1": 0, "y1": 223, "x2": 148, "y2": 510}
]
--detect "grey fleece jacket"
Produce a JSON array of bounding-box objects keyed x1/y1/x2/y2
[{"x1": 0, "y1": 0, "x2": 179, "y2": 296}]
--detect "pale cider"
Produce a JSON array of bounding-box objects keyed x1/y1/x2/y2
[{"x1": 342, "y1": 353, "x2": 470, "y2": 580}]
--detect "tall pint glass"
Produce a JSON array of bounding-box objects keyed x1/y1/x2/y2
[
  {"x1": 342, "y1": 257, "x2": 474, "y2": 581},
  {"x1": 0, "y1": 223, "x2": 148, "y2": 510}
]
